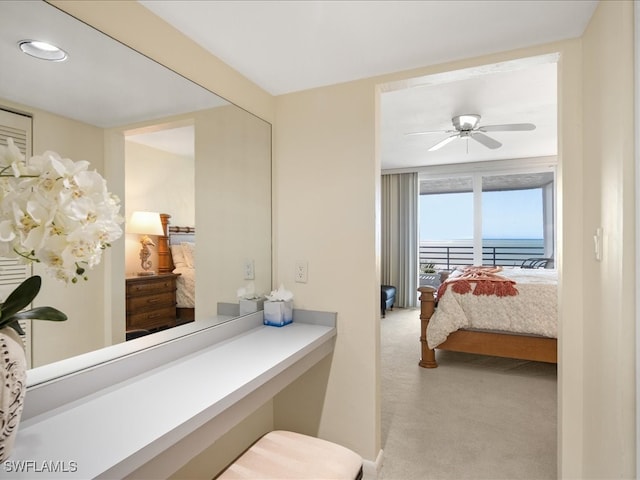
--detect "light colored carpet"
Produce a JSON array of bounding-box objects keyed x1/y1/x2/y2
[{"x1": 380, "y1": 307, "x2": 557, "y2": 480}]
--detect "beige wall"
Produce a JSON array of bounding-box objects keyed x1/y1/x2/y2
[
  {"x1": 270, "y1": 39, "x2": 589, "y2": 470},
  {"x1": 555, "y1": 40, "x2": 586, "y2": 478},
  {"x1": 51, "y1": 0, "x2": 637, "y2": 478},
  {"x1": 124, "y1": 141, "x2": 195, "y2": 275},
  {"x1": 273, "y1": 79, "x2": 381, "y2": 458},
  {"x1": 125, "y1": 141, "x2": 195, "y2": 227},
  {"x1": 581, "y1": 1, "x2": 636, "y2": 477},
  {"x1": 0, "y1": 97, "x2": 111, "y2": 367},
  {"x1": 31, "y1": 109, "x2": 110, "y2": 366},
  {"x1": 194, "y1": 104, "x2": 272, "y2": 313},
  {"x1": 274, "y1": 3, "x2": 637, "y2": 471}
]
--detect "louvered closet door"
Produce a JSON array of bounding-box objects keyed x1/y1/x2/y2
[{"x1": 0, "y1": 108, "x2": 33, "y2": 368}]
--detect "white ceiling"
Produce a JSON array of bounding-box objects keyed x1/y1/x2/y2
[
  {"x1": 139, "y1": 0, "x2": 598, "y2": 169},
  {"x1": 0, "y1": 1, "x2": 226, "y2": 129},
  {"x1": 380, "y1": 56, "x2": 558, "y2": 169},
  {"x1": 2, "y1": 1, "x2": 598, "y2": 167},
  {"x1": 140, "y1": 0, "x2": 597, "y2": 96}
]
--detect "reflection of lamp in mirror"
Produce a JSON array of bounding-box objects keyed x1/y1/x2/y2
[{"x1": 128, "y1": 211, "x2": 164, "y2": 276}]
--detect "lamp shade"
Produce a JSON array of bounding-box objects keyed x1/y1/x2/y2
[{"x1": 128, "y1": 211, "x2": 164, "y2": 236}]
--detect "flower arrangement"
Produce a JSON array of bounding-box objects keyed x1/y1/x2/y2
[{"x1": 0, "y1": 138, "x2": 123, "y2": 334}]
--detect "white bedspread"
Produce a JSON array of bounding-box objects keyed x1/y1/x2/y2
[
  {"x1": 427, "y1": 268, "x2": 557, "y2": 349},
  {"x1": 174, "y1": 266, "x2": 195, "y2": 308}
]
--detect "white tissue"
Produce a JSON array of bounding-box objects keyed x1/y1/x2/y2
[
  {"x1": 266, "y1": 284, "x2": 294, "y2": 302},
  {"x1": 237, "y1": 282, "x2": 259, "y2": 299}
]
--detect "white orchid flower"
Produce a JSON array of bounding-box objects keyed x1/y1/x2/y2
[
  {"x1": 0, "y1": 138, "x2": 25, "y2": 169},
  {"x1": 0, "y1": 139, "x2": 123, "y2": 283}
]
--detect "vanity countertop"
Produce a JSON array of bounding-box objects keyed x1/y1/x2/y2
[{"x1": 6, "y1": 318, "x2": 336, "y2": 478}]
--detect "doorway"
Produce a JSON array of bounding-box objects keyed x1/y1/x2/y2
[{"x1": 378, "y1": 53, "x2": 560, "y2": 476}]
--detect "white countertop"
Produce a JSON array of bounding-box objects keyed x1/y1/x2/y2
[{"x1": 5, "y1": 318, "x2": 336, "y2": 478}]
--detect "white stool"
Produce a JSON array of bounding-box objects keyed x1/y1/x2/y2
[{"x1": 217, "y1": 430, "x2": 363, "y2": 479}]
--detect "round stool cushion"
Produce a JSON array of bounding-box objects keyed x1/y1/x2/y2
[{"x1": 217, "y1": 430, "x2": 362, "y2": 479}]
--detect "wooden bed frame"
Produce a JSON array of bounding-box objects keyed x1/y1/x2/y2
[
  {"x1": 417, "y1": 286, "x2": 557, "y2": 368},
  {"x1": 157, "y1": 213, "x2": 195, "y2": 323}
]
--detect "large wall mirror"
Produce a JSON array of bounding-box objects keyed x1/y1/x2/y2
[{"x1": 0, "y1": 1, "x2": 272, "y2": 382}]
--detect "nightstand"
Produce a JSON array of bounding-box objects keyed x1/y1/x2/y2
[{"x1": 126, "y1": 273, "x2": 180, "y2": 333}]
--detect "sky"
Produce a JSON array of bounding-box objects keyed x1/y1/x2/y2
[{"x1": 419, "y1": 188, "x2": 544, "y2": 240}]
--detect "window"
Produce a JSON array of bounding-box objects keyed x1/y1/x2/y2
[
  {"x1": 419, "y1": 176, "x2": 474, "y2": 268},
  {"x1": 481, "y1": 172, "x2": 554, "y2": 267},
  {"x1": 419, "y1": 166, "x2": 555, "y2": 270}
]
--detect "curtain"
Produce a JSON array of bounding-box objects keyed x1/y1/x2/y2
[{"x1": 381, "y1": 172, "x2": 418, "y2": 308}]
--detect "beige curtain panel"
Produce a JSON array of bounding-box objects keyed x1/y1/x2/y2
[{"x1": 381, "y1": 172, "x2": 418, "y2": 308}]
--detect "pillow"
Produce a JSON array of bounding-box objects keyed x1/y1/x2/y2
[
  {"x1": 449, "y1": 268, "x2": 464, "y2": 278},
  {"x1": 171, "y1": 244, "x2": 187, "y2": 269},
  {"x1": 181, "y1": 242, "x2": 195, "y2": 269}
]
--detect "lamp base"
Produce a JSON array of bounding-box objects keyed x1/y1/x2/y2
[{"x1": 137, "y1": 271, "x2": 156, "y2": 276}]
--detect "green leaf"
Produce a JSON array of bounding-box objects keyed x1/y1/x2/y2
[
  {"x1": 0, "y1": 276, "x2": 42, "y2": 320},
  {"x1": 5, "y1": 320, "x2": 25, "y2": 336},
  {"x1": 0, "y1": 276, "x2": 68, "y2": 333},
  {"x1": 11, "y1": 307, "x2": 67, "y2": 322}
]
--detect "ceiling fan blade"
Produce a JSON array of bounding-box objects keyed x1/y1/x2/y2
[
  {"x1": 479, "y1": 123, "x2": 536, "y2": 132},
  {"x1": 471, "y1": 132, "x2": 502, "y2": 149},
  {"x1": 405, "y1": 129, "x2": 455, "y2": 136},
  {"x1": 428, "y1": 134, "x2": 459, "y2": 151}
]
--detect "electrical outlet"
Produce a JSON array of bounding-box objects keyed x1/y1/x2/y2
[
  {"x1": 243, "y1": 259, "x2": 255, "y2": 280},
  {"x1": 295, "y1": 260, "x2": 308, "y2": 283}
]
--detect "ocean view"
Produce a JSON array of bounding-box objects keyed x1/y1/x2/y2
[{"x1": 420, "y1": 238, "x2": 544, "y2": 247}]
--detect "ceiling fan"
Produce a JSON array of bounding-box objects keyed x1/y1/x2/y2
[{"x1": 407, "y1": 114, "x2": 536, "y2": 152}]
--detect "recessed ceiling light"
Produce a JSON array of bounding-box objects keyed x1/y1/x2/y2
[{"x1": 18, "y1": 40, "x2": 68, "y2": 62}]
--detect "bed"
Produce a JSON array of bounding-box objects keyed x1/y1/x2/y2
[
  {"x1": 157, "y1": 213, "x2": 195, "y2": 323},
  {"x1": 418, "y1": 266, "x2": 557, "y2": 368}
]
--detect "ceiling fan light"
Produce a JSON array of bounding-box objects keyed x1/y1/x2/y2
[{"x1": 454, "y1": 114, "x2": 480, "y2": 131}]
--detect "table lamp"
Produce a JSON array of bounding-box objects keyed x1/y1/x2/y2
[{"x1": 128, "y1": 211, "x2": 164, "y2": 276}]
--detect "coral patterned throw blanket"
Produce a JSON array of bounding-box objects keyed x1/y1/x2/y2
[{"x1": 436, "y1": 266, "x2": 518, "y2": 298}]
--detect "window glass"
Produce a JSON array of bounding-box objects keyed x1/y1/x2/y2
[
  {"x1": 419, "y1": 177, "x2": 473, "y2": 270},
  {"x1": 419, "y1": 171, "x2": 555, "y2": 271},
  {"x1": 481, "y1": 172, "x2": 554, "y2": 267}
]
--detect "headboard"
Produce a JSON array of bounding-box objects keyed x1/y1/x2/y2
[{"x1": 157, "y1": 213, "x2": 195, "y2": 274}]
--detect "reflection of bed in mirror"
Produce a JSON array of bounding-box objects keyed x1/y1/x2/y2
[{"x1": 158, "y1": 213, "x2": 195, "y2": 323}]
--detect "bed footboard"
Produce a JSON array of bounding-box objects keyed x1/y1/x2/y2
[
  {"x1": 418, "y1": 286, "x2": 438, "y2": 368},
  {"x1": 417, "y1": 286, "x2": 557, "y2": 368}
]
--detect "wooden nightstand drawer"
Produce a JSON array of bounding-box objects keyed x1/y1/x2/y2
[
  {"x1": 126, "y1": 277, "x2": 176, "y2": 296},
  {"x1": 127, "y1": 291, "x2": 175, "y2": 312},
  {"x1": 127, "y1": 306, "x2": 177, "y2": 330}
]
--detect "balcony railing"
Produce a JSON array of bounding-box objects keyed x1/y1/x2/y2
[{"x1": 420, "y1": 243, "x2": 548, "y2": 271}]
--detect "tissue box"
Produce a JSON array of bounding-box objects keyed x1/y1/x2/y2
[
  {"x1": 263, "y1": 300, "x2": 293, "y2": 327},
  {"x1": 239, "y1": 298, "x2": 265, "y2": 316}
]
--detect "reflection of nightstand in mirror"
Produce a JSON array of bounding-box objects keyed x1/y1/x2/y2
[{"x1": 126, "y1": 273, "x2": 180, "y2": 334}]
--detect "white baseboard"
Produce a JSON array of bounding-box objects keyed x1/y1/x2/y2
[{"x1": 363, "y1": 449, "x2": 384, "y2": 479}]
